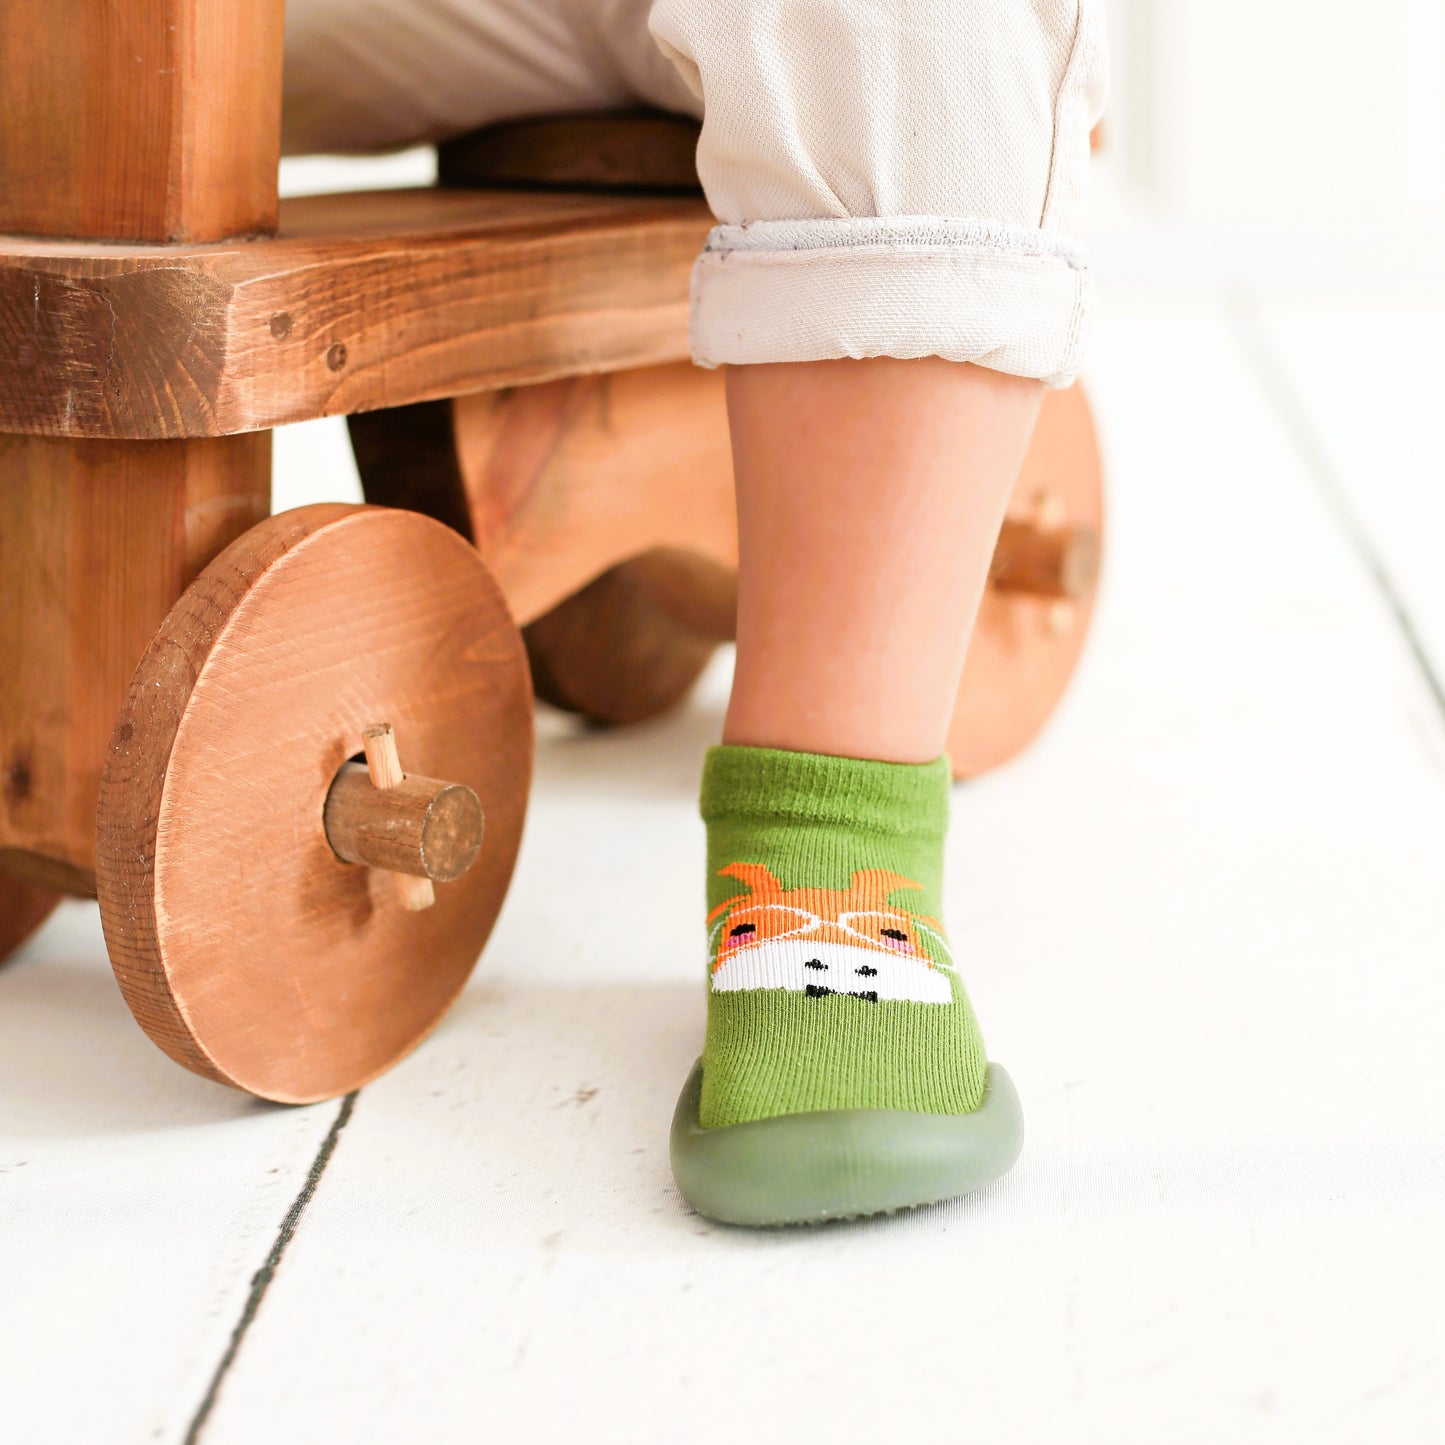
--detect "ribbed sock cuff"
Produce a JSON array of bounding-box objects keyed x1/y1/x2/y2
[{"x1": 700, "y1": 746, "x2": 950, "y2": 838}]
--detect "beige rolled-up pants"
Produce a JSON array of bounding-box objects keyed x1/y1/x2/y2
[{"x1": 284, "y1": 0, "x2": 1107, "y2": 385}]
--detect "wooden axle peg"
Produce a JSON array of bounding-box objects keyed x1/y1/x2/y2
[
  {"x1": 356, "y1": 724, "x2": 441, "y2": 910},
  {"x1": 324, "y1": 764, "x2": 485, "y2": 881},
  {"x1": 990, "y1": 518, "x2": 1101, "y2": 601},
  {"x1": 326, "y1": 723, "x2": 483, "y2": 912}
]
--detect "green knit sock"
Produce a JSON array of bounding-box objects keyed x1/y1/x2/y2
[{"x1": 698, "y1": 745, "x2": 988, "y2": 1128}]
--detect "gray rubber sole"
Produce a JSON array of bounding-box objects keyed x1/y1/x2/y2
[{"x1": 669, "y1": 1060, "x2": 1024, "y2": 1227}]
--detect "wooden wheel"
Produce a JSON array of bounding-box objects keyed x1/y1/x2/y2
[
  {"x1": 95, "y1": 504, "x2": 533, "y2": 1103},
  {"x1": 525, "y1": 549, "x2": 736, "y2": 726},
  {"x1": 947, "y1": 382, "x2": 1104, "y2": 778},
  {"x1": 0, "y1": 875, "x2": 59, "y2": 968}
]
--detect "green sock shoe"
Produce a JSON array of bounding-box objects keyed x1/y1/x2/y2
[
  {"x1": 698, "y1": 744, "x2": 984, "y2": 1123},
  {"x1": 670, "y1": 745, "x2": 1023, "y2": 1224}
]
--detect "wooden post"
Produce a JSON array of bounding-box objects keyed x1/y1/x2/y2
[
  {"x1": 0, "y1": 1, "x2": 284, "y2": 242},
  {"x1": 0, "y1": 435, "x2": 270, "y2": 892},
  {"x1": 0, "y1": 0, "x2": 282, "y2": 894}
]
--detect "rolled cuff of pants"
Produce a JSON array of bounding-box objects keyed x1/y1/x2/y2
[{"x1": 690, "y1": 217, "x2": 1092, "y2": 387}]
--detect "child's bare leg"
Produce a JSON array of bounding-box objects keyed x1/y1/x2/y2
[
  {"x1": 672, "y1": 361, "x2": 1042, "y2": 1222},
  {"x1": 724, "y1": 358, "x2": 1043, "y2": 765},
  {"x1": 645, "y1": 0, "x2": 1106, "y2": 1223}
]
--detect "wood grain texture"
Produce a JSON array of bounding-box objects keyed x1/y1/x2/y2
[
  {"x1": 94, "y1": 504, "x2": 533, "y2": 1102},
  {"x1": 450, "y1": 363, "x2": 737, "y2": 626},
  {"x1": 0, "y1": 1, "x2": 284, "y2": 243},
  {"x1": 0, "y1": 190, "x2": 713, "y2": 440},
  {"x1": 0, "y1": 433, "x2": 270, "y2": 888}
]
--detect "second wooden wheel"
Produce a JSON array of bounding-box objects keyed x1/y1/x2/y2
[
  {"x1": 947, "y1": 382, "x2": 1104, "y2": 778},
  {"x1": 95, "y1": 504, "x2": 534, "y2": 1103}
]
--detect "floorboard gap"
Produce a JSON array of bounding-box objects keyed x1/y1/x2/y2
[
  {"x1": 184, "y1": 1091, "x2": 359, "y2": 1445},
  {"x1": 1232, "y1": 293, "x2": 1445, "y2": 723}
]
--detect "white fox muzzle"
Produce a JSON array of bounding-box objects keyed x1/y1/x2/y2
[{"x1": 710, "y1": 938, "x2": 952, "y2": 1005}]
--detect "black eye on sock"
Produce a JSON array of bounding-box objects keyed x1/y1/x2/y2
[
  {"x1": 856, "y1": 965, "x2": 878, "y2": 977},
  {"x1": 881, "y1": 928, "x2": 908, "y2": 941},
  {"x1": 729, "y1": 923, "x2": 756, "y2": 938}
]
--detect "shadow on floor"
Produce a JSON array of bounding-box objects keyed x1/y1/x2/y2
[{"x1": 0, "y1": 946, "x2": 266, "y2": 1146}]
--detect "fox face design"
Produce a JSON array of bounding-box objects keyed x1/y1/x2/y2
[{"x1": 707, "y1": 863, "x2": 954, "y2": 1005}]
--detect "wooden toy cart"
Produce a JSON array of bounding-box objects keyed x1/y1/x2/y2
[{"x1": 0, "y1": 3, "x2": 1102, "y2": 1103}]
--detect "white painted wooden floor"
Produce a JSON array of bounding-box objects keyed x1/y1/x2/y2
[{"x1": 4, "y1": 283, "x2": 1444, "y2": 1443}]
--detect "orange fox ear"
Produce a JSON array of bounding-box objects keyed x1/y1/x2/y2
[
  {"x1": 706, "y1": 862, "x2": 783, "y2": 923},
  {"x1": 848, "y1": 869, "x2": 924, "y2": 901},
  {"x1": 718, "y1": 862, "x2": 783, "y2": 894}
]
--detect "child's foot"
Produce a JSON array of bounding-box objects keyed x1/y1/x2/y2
[{"x1": 670, "y1": 745, "x2": 1023, "y2": 1225}]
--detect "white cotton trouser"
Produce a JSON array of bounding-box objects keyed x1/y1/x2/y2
[{"x1": 283, "y1": 0, "x2": 1107, "y2": 385}]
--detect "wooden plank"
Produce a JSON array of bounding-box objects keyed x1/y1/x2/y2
[
  {"x1": 0, "y1": 433, "x2": 270, "y2": 889},
  {"x1": 0, "y1": 0, "x2": 284, "y2": 243},
  {"x1": 197, "y1": 306, "x2": 1445, "y2": 1441},
  {"x1": 449, "y1": 362, "x2": 736, "y2": 625},
  {"x1": 0, "y1": 190, "x2": 713, "y2": 441}
]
